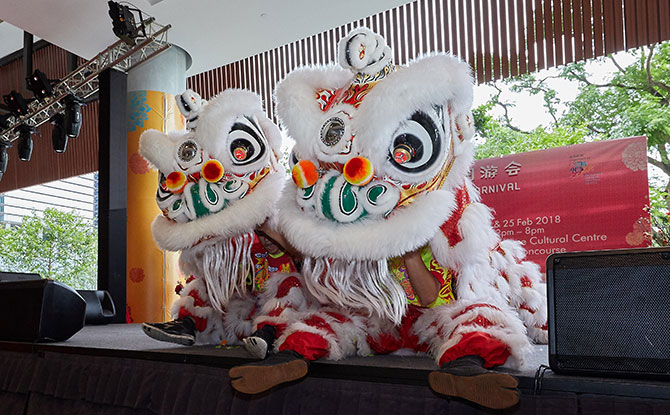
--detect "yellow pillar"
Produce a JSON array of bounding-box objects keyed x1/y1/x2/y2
[{"x1": 126, "y1": 90, "x2": 184, "y2": 322}]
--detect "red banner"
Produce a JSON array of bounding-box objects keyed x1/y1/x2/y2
[{"x1": 472, "y1": 136, "x2": 651, "y2": 272}]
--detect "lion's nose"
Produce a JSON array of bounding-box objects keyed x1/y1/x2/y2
[{"x1": 343, "y1": 156, "x2": 374, "y2": 186}]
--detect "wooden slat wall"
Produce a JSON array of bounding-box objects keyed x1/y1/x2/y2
[
  {"x1": 188, "y1": 0, "x2": 670, "y2": 122},
  {"x1": 0, "y1": 45, "x2": 99, "y2": 193}
]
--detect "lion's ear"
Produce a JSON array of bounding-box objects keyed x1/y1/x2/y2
[
  {"x1": 139, "y1": 129, "x2": 177, "y2": 172},
  {"x1": 275, "y1": 65, "x2": 352, "y2": 154}
]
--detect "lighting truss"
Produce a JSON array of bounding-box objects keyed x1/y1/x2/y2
[{"x1": 0, "y1": 19, "x2": 171, "y2": 144}]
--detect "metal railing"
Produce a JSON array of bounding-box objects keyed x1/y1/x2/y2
[{"x1": 0, "y1": 19, "x2": 171, "y2": 145}]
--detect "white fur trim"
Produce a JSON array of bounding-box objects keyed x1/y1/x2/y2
[
  {"x1": 337, "y1": 27, "x2": 392, "y2": 74},
  {"x1": 527, "y1": 326, "x2": 548, "y2": 344},
  {"x1": 433, "y1": 202, "x2": 501, "y2": 271},
  {"x1": 441, "y1": 142, "x2": 475, "y2": 194},
  {"x1": 176, "y1": 89, "x2": 207, "y2": 130},
  {"x1": 274, "y1": 308, "x2": 368, "y2": 361},
  {"x1": 197, "y1": 89, "x2": 282, "y2": 161},
  {"x1": 139, "y1": 129, "x2": 192, "y2": 173},
  {"x1": 257, "y1": 272, "x2": 311, "y2": 315},
  {"x1": 152, "y1": 171, "x2": 285, "y2": 251},
  {"x1": 414, "y1": 300, "x2": 530, "y2": 369},
  {"x1": 221, "y1": 295, "x2": 257, "y2": 344},
  {"x1": 169, "y1": 277, "x2": 226, "y2": 345},
  {"x1": 325, "y1": 308, "x2": 370, "y2": 359},
  {"x1": 489, "y1": 239, "x2": 548, "y2": 344},
  {"x1": 279, "y1": 186, "x2": 455, "y2": 260}
]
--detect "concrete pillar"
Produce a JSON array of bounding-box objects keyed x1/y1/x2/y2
[
  {"x1": 125, "y1": 45, "x2": 191, "y2": 324},
  {"x1": 98, "y1": 68, "x2": 128, "y2": 323}
]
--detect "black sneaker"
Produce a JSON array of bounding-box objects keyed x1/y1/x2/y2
[
  {"x1": 428, "y1": 355, "x2": 519, "y2": 410},
  {"x1": 243, "y1": 325, "x2": 277, "y2": 359},
  {"x1": 142, "y1": 317, "x2": 196, "y2": 346}
]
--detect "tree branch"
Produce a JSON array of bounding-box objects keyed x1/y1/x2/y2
[
  {"x1": 658, "y1": 142, "x2": 670, "y2": 165},
  {"x1": 648, "y1": 156, "x2": 670, "y2": 176},
  {"x1": 491, "y1": 84, "x2": 531, "y2": 134},
  {"x1": 586, "y1": 124, "x2": 606, "y2": 135},
  {"x1": 646, "y1": 44, "x2": 655, "y2": 84},
  {"x1": 536, "y1": 75, "x2": 564, "y2": 85},
  {"x1": 643, "y1": 43, "x2": 670, "y2": 104},
  {"x1": 577, "y1": 73, "x2": 658, "y2": 98},
  {"x1": 495, "y1": 101, "x2": 531, "y2": 134},
  {"x1": 610, "y1": 55, "x2": 626, "y2": 73}
]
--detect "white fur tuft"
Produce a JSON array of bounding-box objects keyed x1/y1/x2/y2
[{"x1": 278, "y1": 186, "x2": 456, "y2": 260}]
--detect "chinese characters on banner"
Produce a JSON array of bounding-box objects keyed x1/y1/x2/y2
[{"x1": 472, "y1": 136, "x2": 651, "y2": 273}]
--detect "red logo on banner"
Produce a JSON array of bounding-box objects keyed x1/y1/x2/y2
[{"x1": 472, "y1": 136, "x2": 651, "y2": 272}]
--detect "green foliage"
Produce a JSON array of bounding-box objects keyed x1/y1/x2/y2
[
  {"x1": 649, "y1": 187, "x2": 670, "y2": 246},
  {"x1": 0, "y1": 208, "x2": 98, "y2": 289},
  {"x1": 473, "y1": 41, "x2": 670, "y2": 246},
  {"x1": 474, "y1": 100, "x2": 589, "y2": 158}
]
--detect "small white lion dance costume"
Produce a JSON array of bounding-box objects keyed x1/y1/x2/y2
[
  {"x1": 229, "y1": 28, "x2": 547, "y2": 409},
  {"x1": 140, "y1": 89, "x2": 309, "y2": 348}
]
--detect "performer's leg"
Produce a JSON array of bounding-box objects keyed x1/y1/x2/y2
[
  {"x1": 414, "y1": 300, "x2": 529, "y2": 410},
  {"x1": 366, "y1": 305, "x2": 429, "y2": 355},
  {"x1": 142, "y1": 275, "x2": 225, "y2": 345},
  {"x1": 221, "y1": 294, "x2": 258, "y2": 345},
  {"x1": 230, "y1": 306, "x2": 369, "y2": 394},
  {"x1": 243, "y1": 272, "x2": 311, "y2": 359}
]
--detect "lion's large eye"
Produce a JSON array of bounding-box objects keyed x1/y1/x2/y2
[
  {"x1": 228, "y1": 116, "x2": 266, "y2": 165},
  {"x1": 388, "y1": 111, "x2": 441, "y2": 173},
  {"x1": 320, "y1": 117, "x2": 345, "y2": 146},
  {"x1": 178, "y1": 140, "x2": 199, "y2": 163}
]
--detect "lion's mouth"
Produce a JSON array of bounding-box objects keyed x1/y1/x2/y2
[{"x1": 156, "y1": 165, "x2": 272, "y2": 223}]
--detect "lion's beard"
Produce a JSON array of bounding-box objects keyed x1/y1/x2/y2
[
  {"x1": 301, "y1": 257, "x2": 407, "y2": 325},
  {"x1": 179, "y1": 232, "x2": 255, "y2": 314}
]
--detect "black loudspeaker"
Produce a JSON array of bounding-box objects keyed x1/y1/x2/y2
[
  {"x1": 77, "y1": 290, "x2": 116, "y2": 325},
  {"x1": 0, "y1": 279, "x2": 86, "y2": 342},
  {"x1": 547, "y1": 247, "x2": 670, "y2": 379},
  {"x1": 0, "y1": 271, "x2": 41, "y2": 282}
]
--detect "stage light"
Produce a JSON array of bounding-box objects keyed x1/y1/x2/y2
[
  {"x1": 0, "y1": 144, "x2": 8, "y2": 182},
  {"x1": 64, "y1": 95, "x2": 84, "y2": 138},
  {"x1": 51, "y1": 113, "x2": 68, "y2": 153},
  {"x1": 3, "y1": 91, "x2": 29, "y2": 116},
  {"x1": 26, "y1": 69, "x2": 55, "y2": 100},
  {"x1": 108, "y1": 1, "x2": 139, "y2": 46},
  {"x1": 17, "y1": 125, "x2": 35, "y2": 161}
]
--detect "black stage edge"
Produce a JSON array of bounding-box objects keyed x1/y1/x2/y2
[
  {"x1": 1, "y1": 325, "x2": 669, "y2": 415},
  {"x1": 98, "y1": 68, "x2": 128, "y2": 323}
]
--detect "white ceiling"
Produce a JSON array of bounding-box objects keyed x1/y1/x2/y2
[{"x1": 0, "y1": 0, "x2": 409, "y2": 76}]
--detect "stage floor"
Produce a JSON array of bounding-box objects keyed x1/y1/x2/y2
[
  {"x1": 2, "y1": 323, "x2": 668, "y2": 399},
  {"x1": 2, "y1": 324, "x2": 670, "y2": 415}
]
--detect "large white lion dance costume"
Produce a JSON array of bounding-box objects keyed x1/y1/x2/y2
[
  {"x1": 229, "y1": 28, "x2": 547, "y2": 410},
  {"x1": 140, "y1": 89, "x2": 310, "y2": 351}
]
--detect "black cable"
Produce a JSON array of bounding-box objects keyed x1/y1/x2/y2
[{"x1": 533, "y1": 364, "x2": 551, "y2": 395}]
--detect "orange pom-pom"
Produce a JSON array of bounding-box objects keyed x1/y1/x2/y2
[
  {"x1": 201, "y1": 159, "x2": 224, "y2": 183},
  {"x1": 292, "y1": 160, "x2": 319, "y2": 189},
  {"x1": 343, "y1": 156, "x2": 374, "y2": 186},
  {"x1": 165, "y1": 171, "x2": 187, "y2": 193}
]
